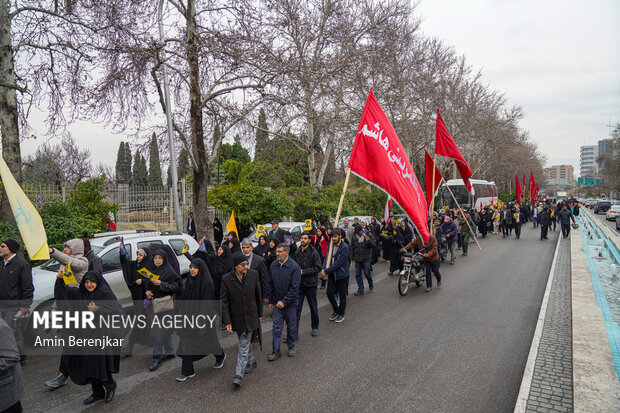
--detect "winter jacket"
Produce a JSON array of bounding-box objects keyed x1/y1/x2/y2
[
  {"x1": 0, "y1": 318, "x2": 24, "y2": 412},
  {"x1": 440, "y1": 221, "x2": 458, "y2": 243},
  {"x1": 269, "y1": 257, "x2": 301, "y2": 307},
  {"x1": 220, "y1": 269, "x2": 263, "y2": 333},
  {"x1": 323, "y1": 240, "x2": 350, "y2": 281},
  {"x1": 351, "y1": 232, "x2": 377, "y2": 262},
  {"x1": 50, "y1": 238, "x2": 89, "y2": 286},
  {"x1": 557, "y1": 209, "x2": 575, "y2": 225},
  {"x1": 293, "y1": 245, "x2": 322, "y2": 288},
  {"x1": 0, "y1": 255, "x2": 34, "y2": 308},
  {"x1": 405, "y1": 235, "x2": 439, "y2": 262}
]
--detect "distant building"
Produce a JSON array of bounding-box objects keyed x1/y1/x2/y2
[
  {"x1": 597, "y1": 138, "x2": 613, "y2": 169},
  {"x1": 580, "y1": 145, "x2": 598, "y2": 177},
  {"x1": 545, "y1": 164, "x2": 574, "y2": 186}
]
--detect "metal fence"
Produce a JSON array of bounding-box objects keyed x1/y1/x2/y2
[{"x1": 23, "y1": 182, "x2": 227, "y2": 232}]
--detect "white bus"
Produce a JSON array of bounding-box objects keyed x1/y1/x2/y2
[{"x1": 439, "y1": 179, "x2": 498, "y2": 211}]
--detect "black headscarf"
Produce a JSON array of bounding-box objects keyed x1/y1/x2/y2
[
  {"x1": 254, "y1": 235, "x2": 269, "y2": 257},
  {"x1": 214, "y1": 245, "x2": 233, "y2": 277},
  {"x1": 228, "y1": 237, "x2": 241, "y2": 253},
  {"x1": 79, "y1": 271, "x2": 123, "y2": 314},
  {"x1": 148, "y1": 249, "x2": 181, "y2": 283},
  {"x1": 181, "y1": 259, "x2": 215, "y2": 301}
]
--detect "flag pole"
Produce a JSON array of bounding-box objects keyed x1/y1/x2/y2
[
  {"x1": 326, "y1": 167, "x2": 352, "y2": 268},
  {"x1": 441, "y1": 178, "x2": 482, "y2": 251},
  {"x1": 429, "y1": 154, "x2": 437, "y2": 236}
]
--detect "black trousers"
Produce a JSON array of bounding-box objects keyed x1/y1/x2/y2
[
  {"x1": 181, "y1": 349, "x2": 225, "y2": 376},
  {"x1": 424, "y1": 259, "x2": 441, "y2": 288},
  {"x1": 514, "y1": 223, "x2": 522, "y2": 238},
  {"x1": 561, "y1": 223, "x2": 571, "y2": 237},
  {"x1": 540, "y1": 225, "x2": 548, "y2": 239},
  {"x1": 326, "y1": 274, "x2": 348, "y2": 316},
  {"x1": 2, "y1": 401, "x2": 22, "y2": 413},
  {"x1": 501, "y1": 222, "x2": 510, "y2": 236}
]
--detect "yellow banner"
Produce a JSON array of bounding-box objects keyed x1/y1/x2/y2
[
  {"x1": 137, "y1": 267, "x2": 160, "y2": 281},
  {"x1": 62, "y1": 261, "x2": 77, "y2": 286},
  {"x1": 226, "y1": 211, "x2": 238, "y2": 237},
  {"x1": 304, "y1": 219, "x2": 312, "y2": 231},
  {"x1": 0, "y1": 156, "x2": 49, "y2": 260}
]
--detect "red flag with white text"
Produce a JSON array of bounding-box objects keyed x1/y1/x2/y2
[
  {"x1": 348, "y1": 89, "x2": 429, "y2": 242},
  {"x1": 515, "y1": 173, "x2": 522, "y2": 205},
  {"x1": 424, "y1": 149, "x2": 443, "y2": 207},
  {"x1": 435, "y1": 110, "x2": 473, "y2": 191}
]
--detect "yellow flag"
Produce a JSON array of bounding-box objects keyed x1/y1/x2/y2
[
  {"x1": 62, "y1": 261, "x2": 77, "y2": 285},
  {"x1": 256, "y1": 224, "x2": 266, "y2": 237},
  {"x1": 137, "y1": 267, "x2": 159, "y2": 281},
  {"x1": 0, "y1": 156, "x2": 49, "y2": 260},
  {"x1": 226, "y1": 211, "x2": 238, "y2": 237}
]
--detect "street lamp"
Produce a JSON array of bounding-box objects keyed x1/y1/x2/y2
[{"x1": 158, "y1": 0, "x2": 182, "y2": 231}]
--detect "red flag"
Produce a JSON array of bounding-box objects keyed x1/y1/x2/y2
[
  {"x1": 515, "y1": 172, "x2": 522, "y2": 205},
  {"x1": 384, "y1": 197, "x2": 393, "y2": 225},
  {"x1": 435, "y1": 109, "x2": 473, "y2": 191},
  {"x1": 424, "y1": 149, "x2": 442, "y2": 207},
  {"x1": 108, "y1": 211, "x2": 116, "y2": 231},
  {"x1": 491, "y1": 193, "x2": 494, "y2": 207},
  {"x1": 348, "y1": 89, "x2": 429, "y2": 242},
  {"x1": 522, "y1": 174, "x2": 526, "y2": 199}
]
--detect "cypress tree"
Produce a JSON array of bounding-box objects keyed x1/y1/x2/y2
[
  {"x1": 254, "y1": 108, "x2": 269, "y2": 162},
  {"x1": 132, "y1": 152, "x2": 148, "y2": 188},
  {"x1": 115, "y1": 141, "x2": 126, "y2": 184},
  {"x1": 147, "y1": 133, "x2": 163, "y2": 187},
  {"x1": 124, "y1": 142, "x2": 132, "y2": 185}
]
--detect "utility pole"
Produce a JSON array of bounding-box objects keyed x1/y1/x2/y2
[{"x1": 158, "y1": 0, "x2": 182, "y2": 231}]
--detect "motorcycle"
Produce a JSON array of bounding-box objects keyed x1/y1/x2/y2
[
  {"x1": 438, "y1": 235, "x2": 448, "y2": 262},
  {"x1": 398, "y1": 251, "x2": 425, "y2": 296}
]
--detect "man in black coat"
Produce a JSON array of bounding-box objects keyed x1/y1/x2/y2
[
  {"x1": 241, "y1": 238, "x2": 270, "y2": 303},
  {"x1": 268, "y1": 220, "x2": 286, "y2": 243},
  {"x1": 293, "y1": 232, "x2": 322, "y2": 337},
  {"x1": 352, "y1": 225, "x2": 376, "y2": 295},
  {"x1": 539, "y1": 207, "x2": 551, "y2": 240},
  {"x1": 187, "y1": 212, "x2": 197, "y2": 240},
  {"x1": 220, "y1": 252, "x2": 263, "y2": 388},
  {"x1": 557, "y1": 205, "x2": 576, "y2": 238},
  {"x1": 500, "y1": 205, "x2": 513, "y2": 238},
  {"x1": 0, "y1": 240, "x2": 34, "y2": 364}
]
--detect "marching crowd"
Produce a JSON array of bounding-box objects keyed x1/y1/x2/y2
[{"x1": 0, "y1": 197, "x2": 581, "y2": 410}]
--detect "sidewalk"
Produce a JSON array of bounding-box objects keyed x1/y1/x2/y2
[{"x1": 516, "y1": 214, "x2": 620, "y2": 413}]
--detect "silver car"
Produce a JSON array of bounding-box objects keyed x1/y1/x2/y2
[{"x1": 29, "y1": 230, "x2": 199, "y2": 316}]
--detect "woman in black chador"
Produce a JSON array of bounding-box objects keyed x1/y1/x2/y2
[
  {"x1": 54, "y1": 270, "x2": 123, "y2": 405},
  {"x1": 175, "y1": 259, "x2": 226, "y2": 382}
]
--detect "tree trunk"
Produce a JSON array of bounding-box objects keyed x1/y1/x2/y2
[
  {"x1": 185, "y1": 0, "x2": 212, "y2": 240},
  {"x1": 0, "y1": 1, "x2": 21, "y2": 223}
]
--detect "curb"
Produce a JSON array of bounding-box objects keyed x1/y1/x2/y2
[{"x1": 513, "y1": 232, "x2": 563, "y2": 412}]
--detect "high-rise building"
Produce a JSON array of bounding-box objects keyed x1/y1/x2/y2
[
  {"x1": 580, "y1": 145, "x2": 598, "y2": 177},
  {"x1": 545, "y1": 164, "x2": 574, "y2": 185},
  {"x1": 598, "y1": 139, "x2": 613, "y2": 169}
]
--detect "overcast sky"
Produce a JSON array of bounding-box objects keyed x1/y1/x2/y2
[
  {"x1": 416, "y1": 0, "x2": 620, "y2": 176},
  {"x1": 19, "y1": 0, "x2": 620, "y2": 178}
]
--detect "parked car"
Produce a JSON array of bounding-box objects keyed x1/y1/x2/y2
[
  {"x1": 606, "y1": 204, "x2": 620, "y2": 221},
  {"x1": 337, "y1": 216, "x2": 375, "y2": 228},
  {"x1": 29, "y1": 230, "x2": 199, "y2": 317},
  {"x1": 594, "y1": 201, "x2": 612, "y2": 214},
  {"x1": 245, "y1": 222, "x2": 307, "y2": 247}
]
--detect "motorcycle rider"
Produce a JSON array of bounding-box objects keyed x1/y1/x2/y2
[{"x1": 402, "y1": 233, "x2": 441, "y2": 293}]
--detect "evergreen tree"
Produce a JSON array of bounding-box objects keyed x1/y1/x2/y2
[
  {"x1": 147, "y1": 133, "x2": 163, "y2": 187},
  {"x1": 132, "y1": 151, "x2": 148, "y2": 188},
  {"x1": 115, "y1": 141, "x2": 127, "y2": 184},
  {"x1": 166, "y1": 165, "x2": 172, "y2": 188},
  {"x1": 177, "y1": 147, "x2": 191, "y2": 179},
  {"x1": 123, "y1": 142, "x2": 132, "y2": 185},
  {"x1": 254, "y1": 108, "x2": 269, "y2": 162}
]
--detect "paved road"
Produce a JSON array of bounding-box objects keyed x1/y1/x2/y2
[
  {"x1": 21, "y1": 223, "x2": 559, "y2": 413},
  {"x1": 588, "y1": 208, "x2": 619, "y2": 235}
]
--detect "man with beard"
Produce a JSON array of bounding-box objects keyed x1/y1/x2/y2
[
  {"x1": 241, "y1": 239, "x2": 270, "y2": 303},
  {"x1": 221, "y1": 253, "x2": 263, "y2": 388},
  {"x1": 293, "y1": 232, "x2": 322, "y2": 337}
]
